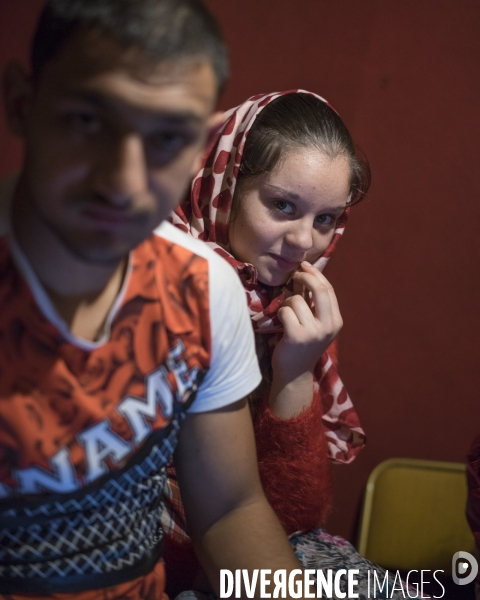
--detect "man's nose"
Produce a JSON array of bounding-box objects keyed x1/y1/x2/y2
[
  {"x1": 285, "y1": 218, "x2": 313, "y2": 251},
  {"x1": 92, "y1": 134, "x2": 148, "y2": 206}
]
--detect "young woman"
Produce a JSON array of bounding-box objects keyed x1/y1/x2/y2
[{"x1": 166, "y1": 90, "x2": 408, "y2": 599}]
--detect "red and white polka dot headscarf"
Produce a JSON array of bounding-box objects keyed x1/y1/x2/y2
[{"x1": 171, "y1": 90, "x2": 365, "y2": 463}]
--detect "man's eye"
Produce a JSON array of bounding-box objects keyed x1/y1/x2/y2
[
  {"x1": 65, "y1": 112, "x2": 102, "y2": 134},
  {"x1": 149, "y1": 133, "x2": 189, "y2": 161},
  {"x1": 274, "y1": 200, "x2": 294, "y2": 214},
  {"x1": 315, "y1": 214, "x2": 336, "y2": 226}
]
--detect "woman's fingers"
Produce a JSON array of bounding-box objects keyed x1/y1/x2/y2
[
  {"x1": 280, "y1": 262, "x2": 343, "y2": 347},
  {"x1": 276, "y1": 265, "x2": 343, "y2": 374},
  {"x1": 280, "y1": 295, "x2": 313, "y2": 327},
  {"x1": 292, "y1": 273, "x2": 307, "y2": 300},
  {"x1": 293, "y1": 264, "x2": 342, "y2": 327},
  {"x1": 292, "y1": 272, "x2": 334, "y2": 323},
  {"x1": 277, "y1": 304, "x2": 302, "y2": 333}
]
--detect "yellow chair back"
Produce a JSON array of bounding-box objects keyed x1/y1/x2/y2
[{"x1": 357, "y1": 458, "x2": 475, "y2": 573}]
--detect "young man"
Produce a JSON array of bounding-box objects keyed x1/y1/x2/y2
[{"x1": 0, "y1": 1, "x2": 303, "y2": 598}]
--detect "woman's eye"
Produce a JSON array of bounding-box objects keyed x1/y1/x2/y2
[
  {"x1": 315, "y1": 214, "x2": 336, "y2": 226},
  {"x1": 274, "y1": 200, "x2": 295, "y2": 215}
]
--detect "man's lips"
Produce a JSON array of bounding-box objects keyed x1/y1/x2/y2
[{"x1": 80, "y1": 205, "x2": 141, "y2": 227}]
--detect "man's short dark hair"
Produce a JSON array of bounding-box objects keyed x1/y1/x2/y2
[{"x1": 31, "y1": 0, "x2": 229, "y2": 91}]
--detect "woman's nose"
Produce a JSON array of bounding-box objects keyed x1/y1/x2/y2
[
  {"x1": 92, "y1": 134, "x2": 149, "y2": 207},
  {"x1": 285, "y1": 218, "x2": 313, "y2": 251}
]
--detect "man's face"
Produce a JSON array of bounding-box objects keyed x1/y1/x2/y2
[{"x1": 15, "y1": 28, "x2": 218, "y2": 264}]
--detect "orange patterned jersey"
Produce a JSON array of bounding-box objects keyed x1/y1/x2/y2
[{"x1": 0, "y1": 222, "x2": 261, "y2": 600}]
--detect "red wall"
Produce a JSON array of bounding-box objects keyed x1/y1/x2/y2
[
  {"x1": 0, "y1": 0, "x2": 44, "y2": 174},
  {"x1": 2, "y1": 0, "x2": 480, "y2": 541}
]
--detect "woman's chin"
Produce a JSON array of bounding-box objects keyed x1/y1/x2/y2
[{"x1": 257, "y1": 272, "x2": 290, "y2": 287}]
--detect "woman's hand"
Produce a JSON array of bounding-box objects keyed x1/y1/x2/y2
[
  {"x1": 273, "y1": 261, "x2": 342, "y2": 379},
  {"x1": 268, "y1": 262, "x2": 342, "y2": 418}
]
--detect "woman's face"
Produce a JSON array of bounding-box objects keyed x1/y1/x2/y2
[{"x1": 229, "y1": 147, "x2": 351, "y2": 286}]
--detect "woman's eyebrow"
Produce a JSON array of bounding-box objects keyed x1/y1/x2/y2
[{"x1": 265, "y1": 184, "x2": 300, "y2": 200}]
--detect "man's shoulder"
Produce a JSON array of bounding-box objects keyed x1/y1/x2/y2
[
  {"x1": 150, "y1": 222, "x2": 237, "y2": 280},
  {"x1": 144, "y1": 222, "x2": 247, "y2": 339},
  {"x1": 151, "y1": 221, "x2": 216, "y2": 260}
]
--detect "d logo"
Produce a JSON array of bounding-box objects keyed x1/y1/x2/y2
[{"x1": 452, "y1": 551, "x2": 478, "y2": 586}]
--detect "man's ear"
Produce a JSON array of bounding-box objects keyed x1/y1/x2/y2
[
  {"x1": 190, "y1": 111, "x2": 226, "y2": 177},
  {"x1": 2, "y1": 61, "x2": 34, "y2": 138}
]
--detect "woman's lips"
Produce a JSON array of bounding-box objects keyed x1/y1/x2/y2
[{"x1": 268, "y1": 253, "x2": 301, "y2": 270}]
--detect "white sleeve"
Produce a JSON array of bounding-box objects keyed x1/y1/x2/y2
[{"x1": 188, "y1": 252, "x2": 262, "y2": 413}]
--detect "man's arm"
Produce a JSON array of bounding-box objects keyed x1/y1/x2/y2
[{"x1": 174, "y1": 397, "x2": 304, "y2": 597}]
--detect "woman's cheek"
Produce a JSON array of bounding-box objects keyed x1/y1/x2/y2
[{"x1": 309, "y1": 230, "x2": 334, "y2": 260}]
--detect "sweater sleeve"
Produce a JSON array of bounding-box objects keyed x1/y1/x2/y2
[{"x1": 254, "y1": 382, "x2": 332, "y2": 535}]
